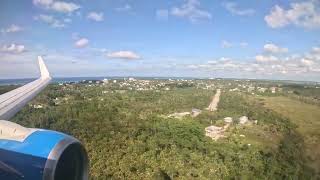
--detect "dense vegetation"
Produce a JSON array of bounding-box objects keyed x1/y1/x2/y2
[
  {"x1": 0, "y1": 85, "x2": 18, "y2": 94},
  {"x1": 1, "y1": 82, "x2": 318, "y2": 179},
  {"x1": 282, "y1": 84, "x2": 320, "y2": 106},
  {"x1": 263, "y1": 96, "x2": 320, "y2": 176}
]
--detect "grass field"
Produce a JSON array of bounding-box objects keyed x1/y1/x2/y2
[{"x1": 262, "y1": 96, "x2": 320, "y2": 175}]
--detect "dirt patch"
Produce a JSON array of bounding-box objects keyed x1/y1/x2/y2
[{"x1": 207, "y1": 89, "x2": 221, "y2": 111}]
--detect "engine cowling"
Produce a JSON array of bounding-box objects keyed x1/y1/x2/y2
[{"x1": 0, "y1": 120, "x2": 88, "y2": 180}]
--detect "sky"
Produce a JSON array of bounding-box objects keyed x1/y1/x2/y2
[{"x1": 0, "y1": 0, "x2": 320, "y2": 81}]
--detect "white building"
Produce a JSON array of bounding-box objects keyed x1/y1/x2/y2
[
  {"x1": 128, "y1": 77, "x2": 136, "y2": 81},
  {"x1": 239, "y1": 116, "x2": 248, "y2": 124},
  {"x1": 224, "y1": 117, "x2": 233, "y2": 123},
  {"x1": 247, "y1": 86, "x2": 255, "y2": 92},
  {"x1": 33, "y1": 104, "x2": 43, "y2": 109},
  {"x1": 102, "y1": 78, "x2": 108, "y2": 84},
  {"x1": 205, "y1": 126, "x2": 224, "y2": 140},
  {"x1": 191, "y1": 108, "x2": 202, "y2": 117},
  {"x1": 258, "y1": 87, "x2": 267, "y2": 93}
]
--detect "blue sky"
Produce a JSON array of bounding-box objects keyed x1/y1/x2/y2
[{"x1": 0, "y1": 0, "x2": 320, "y2": 81}]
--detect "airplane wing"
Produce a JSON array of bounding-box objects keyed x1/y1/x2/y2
[
  {"x1": 0, "y1": 56, "x2": 52, "y2": 120},
  {"x1": 0, "y1": 56, "x2": 88, "y2": 180}
]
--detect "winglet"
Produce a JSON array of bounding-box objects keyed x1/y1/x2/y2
[
  {"x1": 0, "y1": 56, "x2": 52, "y2": 120},
  {"x1": 38, "y1": 56, "x2": 51, "y2": 79}
]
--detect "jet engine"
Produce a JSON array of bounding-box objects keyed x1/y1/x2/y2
[
  {"x1": 0, "y1": 120, "x2": 88, "y2": 180},
  {"x1": 0, "y1": 56, "x2": 88, "y2": 179}
]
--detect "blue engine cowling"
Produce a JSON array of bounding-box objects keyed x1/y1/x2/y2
[{"x1": 0, "y1": 127, "x2": 88, "y2": 180}]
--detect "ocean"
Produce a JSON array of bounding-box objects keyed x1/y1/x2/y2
[{"x1": 0, "y1": 77, "x2": 198, "y2": 86}]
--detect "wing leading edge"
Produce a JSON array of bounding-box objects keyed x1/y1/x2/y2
[{"x1": 0, "y1": 56, "x2": 52, "y2": 120}]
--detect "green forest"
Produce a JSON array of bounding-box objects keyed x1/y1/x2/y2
[{"x1": 1, "y1": 82, "x2": 319, "y2": 179}]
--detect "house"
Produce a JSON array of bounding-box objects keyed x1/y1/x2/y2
[
  {"x1": 239, "y1": 116, "x2": 248, "y2": 124},
  {"x1": 33, "y1": 104, "x2": 43, "y2": 109},
  {"x1": 229, "y1": 88, "x2": 239, "y2": 92},
  {"x1": 205, "y1": 125, "x2": 224, "y2": 140},
  {"x1": 102, "y1": 78, "x2": 108, "y2": 84},
  {"x1": 191, "y1": 108, "x2": 202, "y2": 117},
  {"x1": 224, "y1": 117, "x2": 233, "y2": 123},
  {"x1": 258, "y1": 87, "x2": 267, "y2": 93},
  {"x1": 53, "y1": 98, "x2": 61, "y2": 105},
  {"x1": 247, "y1": 86, "x2": 255, "y2": 92}
]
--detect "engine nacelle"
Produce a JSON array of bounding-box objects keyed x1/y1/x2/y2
[{"x1": 0, "y1": 120, "x2": 88, "y2": 180}]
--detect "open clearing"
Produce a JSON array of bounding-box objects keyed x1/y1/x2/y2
[
  {"x1": 263, "y1": 96, "x2": 320, "y2": 174},
  {"x1": 207, "y1": 89, "x2": 221, "y2": 111}
]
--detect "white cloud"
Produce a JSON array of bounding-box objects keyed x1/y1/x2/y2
[
  {"x1": 264, "y1": 43, "x2": 288, "y2": 54},
  {"x1": 265, "y1": 1, "x2": 320, "y2": 29},
  {"x1": 171, "y1": 0, "x2": 212, "y2": 22},
  {"x1": 223, "y1": 2, "x2": 255, "y2": 16},
  {"x1": 312, "y1": 47, "x2": 320, "y2": 54},
  {"x1": 35, "y1": 14, "x2": 54, "y2": 23},
  {"x1": 63, "y1": 18, "x2": 72, "y2": 23},
  {"x1": 74, "y1": 38, "x2": 89, "y2": 48},
  {"x1": 207, "y1": 60, "x2": 217, "y2": 64},
  {"x1": 156, "y1": 9, "x2": 169, "y2": 20},
  {"x1": 1, "y1": 24, "x2": 23, "y2": 33},
  {"x1": 207, "y1": 57, "x2": 231, "y2": 65},
  {"x1": 252, "y1": 46, "x2": 320, "y2": 75},
  {"x1": 33, "y1": 0, "x2": 53, "y2": 7},
  {"x1": 87, "y1": 12, "x2": 104, "y2": 22},
  {"x1": 1, "y1": 46, "x2": 320, "y2": 80},
  {"x1": 115, "y1": 4, "x2": 131, "y2": 12},
  {"x1": 301, "y1": 58, "x2": 314, "y2": 66},
  {"x1": 253, "y1": 43, "x2": 289, "y2": 63},
  {"x1": 185, "y1": 49, "x2": 320, "y2": 79},
  {"x1": 51, "y1": 1, "x2": 80, "y2": 13},
  {"x1": 304, "y1": 46, "x2": 320, "y2": 62},
  {"x1": 221, "y1": 40, "x2": 248, "y2": 48},
  {"x1": 0, "y1": 50, "x2": 103, "y2": 79},
  {"x1": 1, "y1": 44, "x2": 26, "y2": 54},
  {"x1": 107, "y1": 51, "x2": 141, "y2": 60},
  {"x1": 255, "y1": 55, "x2": 278, "y2": 63},
  {"x1": 219, "y1": 57, "x2": 232, "y2": 62},
  {"x1": 265, "y1": 5, "x2": 288, "y2": 28},
  {"x1": 221, "y1": 40, "x2": 232, "y2": 48},
  {"x1": 187, "y1": 64, "x2": 199, "y2": 69},
  {"x1": 33, "y1": 0, "x2": 80, "y2": 13},
  {"x1": 190, "y1": 58, "x2": 242, "y2": 71},
  {"x1": 34, "y1": 14, "x2": 67, "y2": 28},
  {"x1": 240, "y1": 42, "x2": 248, "y2": 48}
]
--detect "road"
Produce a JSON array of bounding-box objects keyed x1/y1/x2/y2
[{"x1": 207, "y1": 89, "x2": 221, "y2": 111}]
